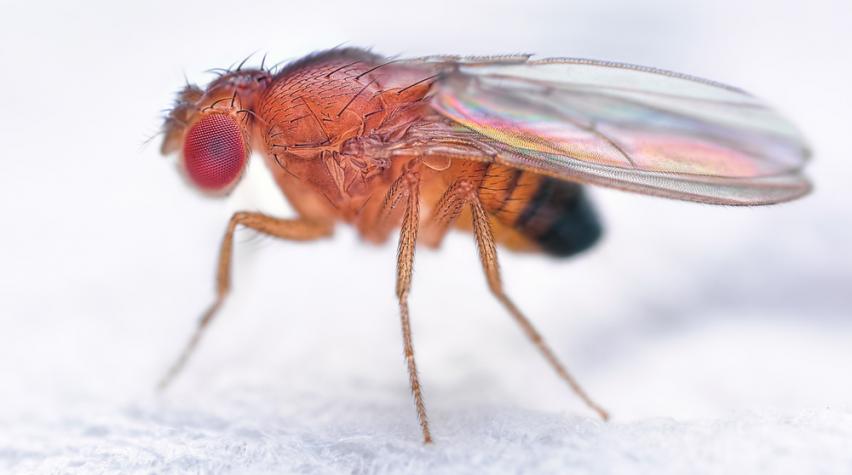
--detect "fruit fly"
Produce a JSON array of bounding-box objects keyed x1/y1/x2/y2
[{"x1": 157, "y1": 47, "x2": 811, "y2": 443}]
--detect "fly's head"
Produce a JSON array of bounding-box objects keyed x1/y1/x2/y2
[{"x1": 160, "y1": 68, "x2": 272, "y2": 195}]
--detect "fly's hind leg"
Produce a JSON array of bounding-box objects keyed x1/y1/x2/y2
[
  {"x1": 421, "y1": 179, "x2": 473, "y2": 248},
  {"x1": 428, "y1": 180, "x2": 609, "y2": 421},
  {"x1": 157, "y1": 212, "x2": 333, "y2": 390},
  {"x1": 468, "y1": 196, "x2": 609, "y2": 421}
]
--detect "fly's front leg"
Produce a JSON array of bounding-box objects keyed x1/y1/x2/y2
[{"x1": 158, "y1": 212, "x2": 333, "y2": 390}]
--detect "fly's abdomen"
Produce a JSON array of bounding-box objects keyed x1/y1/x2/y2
[{"x1": 479, "y1": 164, "x2": 602, "y2": 257}]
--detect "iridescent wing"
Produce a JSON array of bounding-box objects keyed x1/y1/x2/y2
[{"x1": 427, "y1": 58, "x2": 811, "y2": 205}]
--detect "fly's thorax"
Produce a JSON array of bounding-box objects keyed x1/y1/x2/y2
[
  {"x1": 250, "y1": 49, "x2": 442, "y2": 221},
  {"x1": 256, "y1": 59, "x2": 387, "y2": 155},
  {"x1": 255, "y1": 48, "x2": 439, "y2": 161}
]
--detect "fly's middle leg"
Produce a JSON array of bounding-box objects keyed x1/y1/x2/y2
[{"x1": 380, "y1": 161, "x2": 433, "y2": 444}]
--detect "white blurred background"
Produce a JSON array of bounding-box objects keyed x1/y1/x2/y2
[{"x1": 1, "y1": 0, "x2": 850, "y2": 473}]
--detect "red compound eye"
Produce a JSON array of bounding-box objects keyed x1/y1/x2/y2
[{"x1": 183, "y1": 114, "x2": 246, "y2": 191}]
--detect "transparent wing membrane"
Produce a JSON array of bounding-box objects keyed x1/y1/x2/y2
[{"x1": 430, "y1": 58, "x2": 811, "y2": 205}]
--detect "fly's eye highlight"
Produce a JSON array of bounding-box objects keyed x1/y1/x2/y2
[{"x1": 183, "y1": 114, "x2": 246, "y2": 191}]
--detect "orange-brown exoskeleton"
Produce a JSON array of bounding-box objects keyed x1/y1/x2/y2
[{"x1": 158, "y1": 48, "x2": 810, "y2": 443}]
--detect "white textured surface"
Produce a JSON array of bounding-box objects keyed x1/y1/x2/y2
[
  {"x1": 4, "y1": 403, "x2": 852, "y2": 475},
  {"x1": 2, "y1": 0, "x2": 852, "y2": 474}
]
